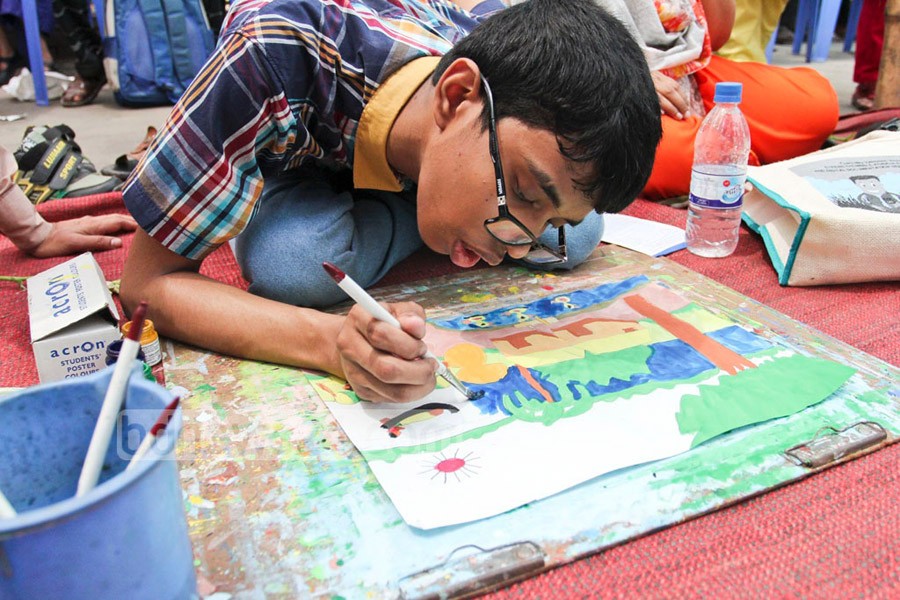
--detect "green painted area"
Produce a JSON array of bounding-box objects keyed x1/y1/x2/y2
[
  {"x1": 309, "y1": 565, "x2": 328, "y2": 581},
  {"x1": 211, "y1": 402, "x2": 227, "y2": 420},
  {"x1": 671, "y1": 304, "x2": 733, "y2": 330},
  {"x1": 268, "y1": 428, "x2": 292, "y2": 442},
  {"x1": 677, "y1": 354, "x2": 856, "y2": 447},
  {"x1": 194, "y1": 383, "x2": 216, "y2": 393},
  {"x1": 236, "y1": 362, "x2": 308, "y2": 401},
  {"x1": 503, "y1": 349, "x2": 650, "y2": 422},
  {"x1": 648, "y1": 407, "x2": 839, "y2": 512},
  {"x1": 856, "y1": 390, "x2": 891, "y2": 407},
  {"x1": 561, "y1": 345, "x2": 653, "y2": 387},
  {"x1": 299, "y1": 534, "x2": 329, "y2": 548},
  {"x1": 365, "y1": 416, "x2": 514, "y2": 463}
]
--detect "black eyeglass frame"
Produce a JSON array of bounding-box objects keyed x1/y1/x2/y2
[{"x1": 480, "y1": 76, "x2": 567, "y2": 265}]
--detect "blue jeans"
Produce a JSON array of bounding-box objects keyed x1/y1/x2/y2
[{"x1": 234, "y1": 169, "x2": 604, "y2": 308}]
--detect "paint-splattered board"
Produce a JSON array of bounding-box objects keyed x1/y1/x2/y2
[{"x1": 165, "y1": 247, "x2": 899, "y2": 598}]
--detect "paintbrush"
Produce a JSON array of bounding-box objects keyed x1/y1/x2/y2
[
  {"x1": 77, "y1": 300, "x2": 148, "y2": 496},
  {"x1": 125, "y1": 397, "x2": 180, "y2": 471},
  {"x1": 0, "y1": 489, "x2": 16, "y2": 518},
  {"x1": 322, "y1": 262, "x2": 481, "y2": 400}
]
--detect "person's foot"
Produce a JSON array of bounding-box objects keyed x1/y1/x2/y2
[
  {"x1": 851, "y1": 83, "x2": 876, "y2": 112},
  {"x1": 775, "y1": 25, "x2": 793, "y2": 45},
  {"x1": 61, "y1": 74, "x2": 106, "y2": 107}
]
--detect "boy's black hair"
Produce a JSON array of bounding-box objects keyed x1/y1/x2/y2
[{"x1": 433, "y1": 0, "x2": 661, "y2": 213}]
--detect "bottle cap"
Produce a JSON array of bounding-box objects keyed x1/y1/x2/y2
[
  {"x1": 714, "y1": 82, "x2": 742, "y2": 103},
  {"x1": 105, "y1": 339, "x2": 147, "y2": 365}
]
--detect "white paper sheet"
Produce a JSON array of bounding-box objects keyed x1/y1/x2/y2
[
  {"x1": 312, "y1": 278, "x2": 851, "y2": 529},
  {"x1": 601, "y1": 213, "x2": 686, "y2": 256}
]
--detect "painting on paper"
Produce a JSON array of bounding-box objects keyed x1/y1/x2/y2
[{"x1": 310, "y1": 275, "x2": 855, "y2": 529}]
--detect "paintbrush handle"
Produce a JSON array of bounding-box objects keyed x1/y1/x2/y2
[
  {"x1": 76, "y1": 337, "x2": 142, "y2": 496},
  {"x1": 125, "y1": 432, "x2": 156, "y2": 472},
  {"x1": 0, "y1": 489, "x2": 17, "y2": 518}
]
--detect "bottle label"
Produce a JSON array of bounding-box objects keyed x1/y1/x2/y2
[
  {"x1": 689, "y1": 169, "x2": 746, "y2": 209},
  {"x1": 142, "y1": 338, "x2": 162, "y2": 366}
]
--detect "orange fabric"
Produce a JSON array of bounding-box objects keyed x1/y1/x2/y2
[{"x1": 643, "y1": 55, "x2": 839, "y2": 200}]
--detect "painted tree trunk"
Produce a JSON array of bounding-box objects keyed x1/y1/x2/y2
[{"x1": 623, "y1": 294, "x2": 756, "y2": 375}]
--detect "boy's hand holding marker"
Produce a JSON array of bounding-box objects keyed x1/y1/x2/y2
[
  {"x1": 337, "y1": 300, "x2": 438, "y2": 403},
  {"x1": 324, "y1": 262, "x2": 477, "y2": 403}
]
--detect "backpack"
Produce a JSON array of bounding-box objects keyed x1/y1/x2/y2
[{"x1": 103, "y1": 0, "x2": 217, "y2": 107}]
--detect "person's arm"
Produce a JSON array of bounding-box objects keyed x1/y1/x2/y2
[
  {"x1": 27, "y1": 214, "x2": 137, "y2": 258},
  {"x1": 699, "y1": 0, "x2": 735, "y2": 51},
  {"x1": 120, "y1": 230, "x2": 440, "y2": 403},
  {"x1": 1, "y1": 146, "x2": 136, "y2": 257}
]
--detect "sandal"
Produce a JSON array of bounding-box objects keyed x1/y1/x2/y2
[
  {"x1": 13, "y1": 124, "x2": 120, "y2": 203},
  {"x1": 851, "y1": 83, "x2": 876, "y2": 112},
  {"x1": 61, "y1": 74, "x2": 106, "y2": 107},
  {"x1": 101, "y1": 125, "x2": 158, "y2": 179}
]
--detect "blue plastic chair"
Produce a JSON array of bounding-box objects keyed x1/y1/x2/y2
[
  {"x1": 765, "y1": 26, "x2": 778, "y2": 63},
  {"x1": 91, "y1": 0, "x2": 106, "y2": 38},
  {"x1": 843, "y1": 0, "x2": 863, "y2": 52},
  {"x1": 792, "y1": 0, "x2": 843, "y2": 62},
  {"x1": 20, "y1": 0, "x2": 49, "y2": 106}
]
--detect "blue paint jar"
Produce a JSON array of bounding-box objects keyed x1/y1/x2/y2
[
  {"x1": 105, "y1": 339, "x2": 155, "y2": 383},
  {"x1": 0, "y1": 365, "x2": 197, "y2": 599}
]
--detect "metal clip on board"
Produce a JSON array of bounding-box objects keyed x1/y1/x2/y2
[
  {"x1": 784, "y1": 421, "x2": 888, "y2": 468},
  {"x1": 398, "y1": 542, "x2": 546, "y2": 600}
]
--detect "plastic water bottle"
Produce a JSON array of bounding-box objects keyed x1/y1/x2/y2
[{"x1": 685, "y1": 82, "x2": 751, "y2": 257}]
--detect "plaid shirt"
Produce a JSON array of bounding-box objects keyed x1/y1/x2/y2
[{"x1": 123, "y1": 0, "x2": 505, "y2": 260}]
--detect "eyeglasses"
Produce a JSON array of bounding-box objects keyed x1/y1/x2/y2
[{"x1": 480, "y1": 76, "x2": 567, "y2": 265}]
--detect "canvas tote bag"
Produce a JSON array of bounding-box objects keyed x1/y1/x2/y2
[{"x1": 743, "y1": 130, "x2": 900, "y2": 286}]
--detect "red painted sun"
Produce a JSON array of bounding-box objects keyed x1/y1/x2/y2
[{"x1": 421, "y1": 450, "x2": 481, "y2": 483}]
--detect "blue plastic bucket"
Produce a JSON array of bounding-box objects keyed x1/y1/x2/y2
[{"x1": 0, "y1": 365, "x2": 197, "y2": 600}]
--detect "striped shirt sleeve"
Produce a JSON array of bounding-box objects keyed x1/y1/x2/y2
[{"x1": 123, "y1": 26, "x2": 299, "y2": 260}]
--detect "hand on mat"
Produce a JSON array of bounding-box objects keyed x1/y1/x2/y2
[
  {"x1": 29, "y1": 214, "x2": 137, "y2": 258},
  {"x1": 651, "y1": 71, "x2": 689, "y2": 120},
  {"x1": 336, "y1": 302, "x2": 438, "y2": 403}
]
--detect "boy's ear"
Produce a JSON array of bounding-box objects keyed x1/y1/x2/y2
[{"x1": 432, "y1": 58, "x2": 482, "y2": 130}]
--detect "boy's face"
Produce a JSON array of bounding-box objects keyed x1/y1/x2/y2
[{"x1": 415, "y1": 110, "x2": 595, "y2": 268}]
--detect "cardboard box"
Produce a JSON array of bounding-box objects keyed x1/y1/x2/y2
[{"x1": 28, "y1": 252, "x2": 122, "y2": 382}]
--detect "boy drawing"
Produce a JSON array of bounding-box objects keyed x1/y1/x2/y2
[{"x1": 120, "y1": 0, "x2": 662, "y2": 403}]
